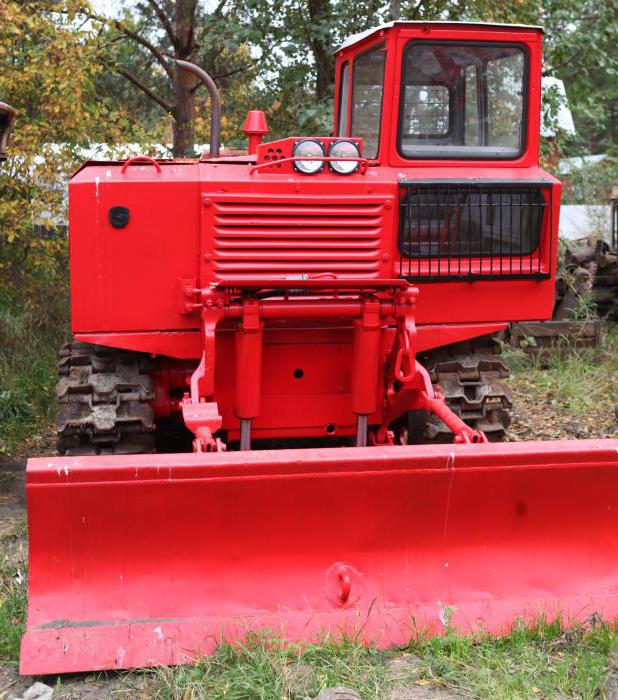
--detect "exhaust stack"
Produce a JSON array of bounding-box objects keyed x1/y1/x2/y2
[{"x1": 176, "y1": 60, "x2": 221, "y2": 158}]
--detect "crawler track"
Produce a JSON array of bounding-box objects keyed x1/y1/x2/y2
[
  {"x1": 56, "y1": 342, "x2": 155, "y2": 455},
  {"x1": 420, "y1": 335, "x2": 513, "y2": 442},
  {"x1": 55, "y1": 335, "x2": 512, "y2": 455}
]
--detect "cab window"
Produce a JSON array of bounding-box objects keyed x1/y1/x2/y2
[
  {"x1": 399, "y1": 42, "x2": 527, "y2": 159},
  {"x1": 351, "y1": 43, "x2": 386, "y2": 159},
  {"x1": 337, "y1": 62, "x2": 350, "y2": 135}
]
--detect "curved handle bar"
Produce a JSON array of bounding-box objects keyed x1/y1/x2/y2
[{"x1": 121, "y1": 156, "x2": 162, "y2": 174}]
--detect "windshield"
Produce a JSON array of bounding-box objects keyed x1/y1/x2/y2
[{"x1": 398, "y1": 42, "x2": 527, "y2": 159}]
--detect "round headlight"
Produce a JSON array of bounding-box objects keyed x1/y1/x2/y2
[
  {"x1": 328, "y1": 140, "x2": 360, "y2": 174},
  {"x1": 293, "y1": 139, "x2": 325, "y2": 174}
]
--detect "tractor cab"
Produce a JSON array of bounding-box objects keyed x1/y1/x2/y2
[{"x1": 333, "y1": 21, "x2": 542, "y2": 168}]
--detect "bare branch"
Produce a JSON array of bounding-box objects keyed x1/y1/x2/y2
[
  {"x1": 111, "y1": 17, "x2": 173, "y2": 78},
  {"x1": 87, "y1": 12, "x2": 173, "y2": 80},
  {"x1": 212, "y1": 65, "x2": 252, "y2": 82},
  {"x1": 214, "y1": 0, "x2": 228, "y2": 16},
  {"x1": 145, "y1": 0, "x2": 179, "y2": 50},
  {"x1": 117, "y1": 67, "x2": 174, "y2": 113}
]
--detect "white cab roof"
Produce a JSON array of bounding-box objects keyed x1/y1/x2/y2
[{"x1": 337, "y1": 21, "x2": 544, "y2": 52}]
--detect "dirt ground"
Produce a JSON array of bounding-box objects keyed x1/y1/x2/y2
[{"x1": 1, "y1": 387, "x2": 617, "y2": 699}]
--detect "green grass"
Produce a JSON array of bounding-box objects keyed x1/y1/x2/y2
[
  {"x1": 0, "y1": 279, "x2": 69, "y2": 454},
  {"x1": 0, "y1": 562, "x2": 26, "y2": 661},
  {"x1": 143, "y1": 622, "x2": 618, "y2": 700},
  {"x1": 507, "y1": 322, "x2": 618, "y2": 417},
  {"x1": 408, "y1": 619, "x2": 617, "y2": 699},
  {"x1": 0, "y1": 518, "x2": 28, "y2": 661},
  {"x1": 151, "y1": 633, "x2": 390, "y2": 700}
]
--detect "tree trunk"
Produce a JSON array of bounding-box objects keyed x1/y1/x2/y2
[
  {"x1": 172, "y1": 64, "x2": 195, "y2": 157},
  {"x1": 307, "y1": 0, "x2": 335, "y2": 101},
  {"x1": 172, "y1": 0, "x2": 198, "y2": 157},
  {"x1": 389, "y1": 0, "x2": 401, "y2": 20}
]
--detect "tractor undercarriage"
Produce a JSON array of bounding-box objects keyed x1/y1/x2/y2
[
  {"x1": 56, "y1": 333, "x2": 512, "y2": 455},
  {"x1": 56, "y1": 281, "x2": 505, "y2": 456}
]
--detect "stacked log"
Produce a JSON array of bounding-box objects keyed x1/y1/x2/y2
[
  {"x1": 562, "y1": 240, "x2": 618, "y2": 320},
  {"x1": 510, "y1": 238, "x2": 616, "y2": 364}
]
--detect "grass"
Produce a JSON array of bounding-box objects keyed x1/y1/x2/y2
[
  {"x1": 0, "y1": 518, "x2": 28, "y2": 661},
  {"x1": 0, "y1": 563, "x2": 26, "y2": 661},
  {"x1": 407, "y1": 619, "x2": 617, "y2": 700},
  {"x1": 144, "y1": 622, "x2": 618, "y2": 699},
  {"x1": 0, "y1": 279, "x2": 69, "y2": 454},
  {"x1": 506, "y1": 322, "x2": 618, "y2": 418},
  {"x1": 152, "y1": 633, "x2": 390, "y2": 699}
]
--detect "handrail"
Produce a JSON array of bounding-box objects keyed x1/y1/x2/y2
[{"x1": 121, "y1": 156, "x2": 162, "y2": 174}]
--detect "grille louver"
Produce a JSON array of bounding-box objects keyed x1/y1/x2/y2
[{"x1": 208, "y1": 196, "x2": 388, "y2": 282}]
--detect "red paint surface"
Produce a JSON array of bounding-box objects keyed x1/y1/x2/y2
[
  {"x1": 69, "y1": 25, "x2": 557, "y2": 342},
  {"x1": 27, "y1": 25, "x2": 615, "y2": 677},
  {"x1": 75, "y1": 322, "x2": 508, "y2": 360},
  {"x1": 70, "y1": 162, "x2": 558, "y2": 335},
  {"x1": 66, "y1": 24, "x2": 556, "y2": 438},
  {"x1": 21, "y1": 439, "x2": 618, "y2": 674}
]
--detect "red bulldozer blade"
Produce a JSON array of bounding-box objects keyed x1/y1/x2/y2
[{"x1": 21, "y1": 439, "x2": 618, "y2": 675}]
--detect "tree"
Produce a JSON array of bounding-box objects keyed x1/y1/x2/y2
[
  {"x1": 541, "y1": 0, "x2": 618, "y2": 156},
  {"x1": 90, "y1": 1, "x2": 255, "y2": 156},
  {"x1": 233, "y1": 0, "x2": 387, "y2": 136},
  {"x1": 0, "y1": 0, "x2": 147, "y2": 282}
]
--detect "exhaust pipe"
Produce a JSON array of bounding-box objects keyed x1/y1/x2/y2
[
  {"x1": 175, "y1": 60, "x2": 221, "y2": 159},
  {"x1": 0, "y1": 102, "x2": 16, "y2": 161}
]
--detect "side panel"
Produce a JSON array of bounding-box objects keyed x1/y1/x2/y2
[
  {"x1": 415, "y1": 279, "x2": 555, "y2": 323},
  {"x1": 70, "y1": 163, "x2": 201, "y2": 333}
]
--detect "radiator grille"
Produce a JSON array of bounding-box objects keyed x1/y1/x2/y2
[
  {"x1": 399, "y1": 181, "x2": 552, "y2": 281},
  {"x1": 210, "y1": 197, "x2": 387, "y2": 282}
]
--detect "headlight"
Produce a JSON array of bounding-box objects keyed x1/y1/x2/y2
[
  {"x1": 293, "y1": 139, "x2": 325, "y2": 174},
  {"x1": 328, "y1": 140, "x2": 360, "y2": 174}
]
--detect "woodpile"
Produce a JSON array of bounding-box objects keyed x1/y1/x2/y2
[
  {"x1": 560, "y1": 239, "x2": 618, "y2": 320},
  {"x1": 510, "y1": 236, "x2": 616, "y2": 364},
  {"x1": 510, "y1": 320, "x2": 602, "y2": 365}
]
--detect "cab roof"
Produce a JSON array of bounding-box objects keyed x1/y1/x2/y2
[{"x1": 337, "y1": 20, "x2": 544, "y2": 52}]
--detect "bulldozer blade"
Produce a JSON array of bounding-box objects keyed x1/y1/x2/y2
[{"x1": 21, "y1": 439, "x2": 618, "y2": 675}]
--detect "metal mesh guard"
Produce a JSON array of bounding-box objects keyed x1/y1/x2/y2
[{"x1": 398, "y1": 180, "x2": 553, "y2": 281}]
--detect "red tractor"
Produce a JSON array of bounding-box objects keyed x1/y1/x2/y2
[{"x1": 21, "y1": 22, "x2": 618, "y2": 675}]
